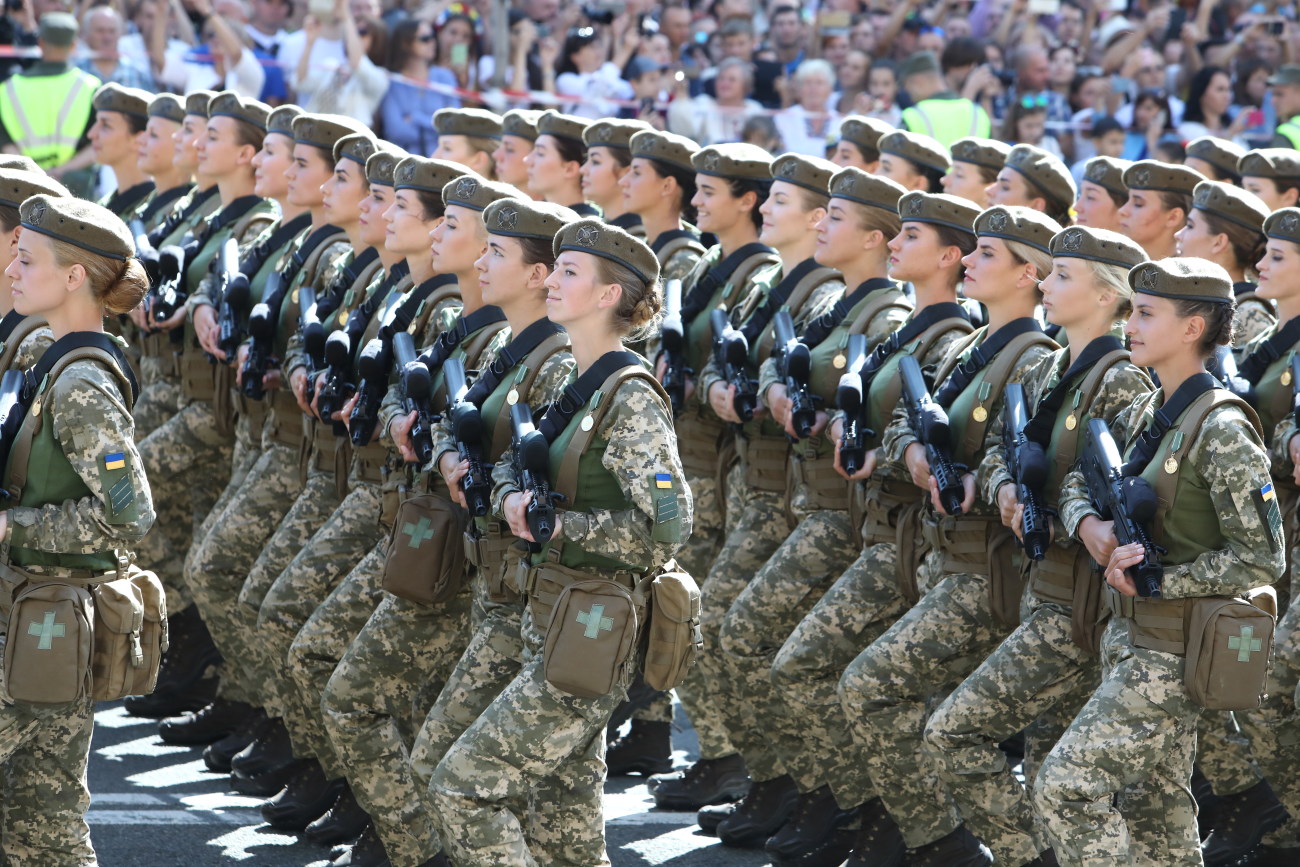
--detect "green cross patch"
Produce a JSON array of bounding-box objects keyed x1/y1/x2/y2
[
  {"x1": 28, "y1": 611, "x2": 65, "y2": 650},
  {"x1": 576, "y1": 604, "x2": 614, "y2": 639},
  {"x1": 1227, "y1": 625, "x2": 1264, "y2": 663},
  {"x1": 402, "y1": 517, "x2": 434, "y2": 548}
]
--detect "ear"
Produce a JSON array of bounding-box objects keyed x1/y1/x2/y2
[
  {"x1": 1016, "y1": 260, "x2": 1039, "y2": 291},
  {"x1": 1210, "y1": 232, "x2": 1231, "y2": 257},
  {"x1": 937, "y1": 244, "x2": 963, "y2": 270},
  {"x1": 1029, "y1": 195, "x2": 1049, "y2": 214},
  {"x1": 598, "y1": 281, "x2": 624, "y2": 312},
  {"x1": 806, "y1": 205, "x2": 827, "y2": 231},
  {"x1": 1284, "y1": 187, "x2": 1300, "y2": 208},
  {"x1": 66, "y1": 262, "x2": 87, "y2": 295},
  {"x1": 1182, "y1": 312, "x2": 1207, "y2": 346},
  {"x1": 527, "y1": 261, "x2": 550, "y2": 290},
  {"x1": 236, "y1": 144, "x2": 257, "y2": 167},
  {"x1": 562, "y1": 160, "x2": 581, "y2": 180},
  {"x1": 1165, "y1": 207, "x2": 1187, "y2": 231},
  {"x1": 861, "y1": 228, "x2": 886, "y2": 253}
]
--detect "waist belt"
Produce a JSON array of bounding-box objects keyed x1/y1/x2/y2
[
  {"x1": 677, "y1": 411, "x2": 729, "y2": 478},
  {"x1": 921, "y1": 512, "x2": 1001, "y2": 576},
  {"x1": 787, "y1": 444, "x2": 851, "y2": 512},
  {"x1": 524, "y1": 549, "x2": 644, "y2": 629},
  {"x1": 350, "y1": 441, "x2": 389, "y2": 485},
  {"x1": 265, "y1": 390, "x2": 303, "y2": 448},
  {"x1": 1105, "y1": 586, "x2": 1190, "y2": 656},
  {"x1": 737, "y1": 431, "x2": 789, "y2": 493},
  {"x1": 179, "y1": 348, "x2": 214, "y2": 402},
  {"x1": 1, "y1": 560, "x2": 118, "y2": 587}
]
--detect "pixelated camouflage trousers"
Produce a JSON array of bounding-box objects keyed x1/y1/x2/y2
[
  {"x1": 1195, "y1": 712, "x2": 1262, "y2": 798},
  {"x1": 1034, "y1": 617, "x2": 1201, "y2": 867},
  {"x1": 838, "y1": 556, "x2": 1014, "y2": 849},
  {"x1": 429, "y1": 605, "x2": 632, "y2": 867},
  {"x1": 263, "y1": 479, "x2": 382, "y2": 766},
  {"x1": 1239, "y1": 596, "x2": 1300, "y2": 846},
  {"x1": 924, "y1": 599, "x2": 1098, "y2": 864},
  {"x1": 131, "y1": 357, "x2": 185, "y2": 440},
  {"x1": 718, "y1": 506, "x2": 858, "y2": 793},
  {"x1": 771, "y1": 534, "x2": 910, "y2": 809}
]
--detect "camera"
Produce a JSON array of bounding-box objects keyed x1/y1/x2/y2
[{"x1": 582, "y1": 5, "x2": 615, "y2": 25}]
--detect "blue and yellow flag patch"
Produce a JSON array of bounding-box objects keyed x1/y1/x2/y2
[
  {"x1": 1261, "y1": 482, "x2": 1276, "y2": 503},
  {"x1": 655, "y1": 473, "x2": 673, "y2": 489},
  {"x1": 103, "y1": 453, "x2": 125, "y2": 471}
]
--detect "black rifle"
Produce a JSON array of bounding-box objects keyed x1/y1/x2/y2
[
  {"x1": 710, "y1": 308, "x2": 757, "y2": 422},
  {"x1": 217, "y1": 265, "x2": 253, "y2": 363},
  {"x1": 132, "y1": 220, "x2": 160, "y2": 285},
  {"x1": 240, "y1": 302, "x2": 274, "y2": 399},
  {"x1": 0, "y1": 369, "x2": 25, "y2": 495},
  {"x1": 836, "y1": 333, "x2": 869, "y2": 475},
  {"x1": 141, "y1": 245, "x2": 187, "y2": 334},
  {"x1": 1082, "y1": 418, "x2": 1164, "y2": 598},
  {"x1": 444, "y1": 357, "x2": 492, "y2": 517},
  {"x1": 899, "y1": 354, "x2": 966, "y2": 516},
  {"x1": 1206, "y1": 344, "x2": 1254, "y2": 404},
  {"x1": 510, "y1": 402, "x2": 561, "y2": 544},
  {"x1": 393, "y1": 331, "x2": 436, "y2": 467},
  {"x1": 1003, "y1": 383, "x2": 1050, "y2": 561},
  {"x1": 347, "y1": 338, "x2": 389, "y2": 446},
  {"x1": 299, "y1": 285, "x2": 324, "y2": 403},
  {"x1": 771, "y1": 310, "x2": 819, "y2": 439},
  {"x1": 659, "y1": 278, "x2": 688, "y2": 415}
]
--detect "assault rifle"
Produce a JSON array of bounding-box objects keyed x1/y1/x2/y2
[
  {"x1": 348, "y1": 338, "x2": 389, "y2": 446},
  {"x1": 836, "y1": 334, "x2": 869, "y2": 475},
  {"x1": 316, "y1": 330, "x2": 355, "y2": 433},
  {"x1": 899, "y1": 354, "x2": 966, "y2": 516},
  {"x1": 771, "y1": 310, "x2": 818, "y2": 439},
  {"x1": 216, "y1": 262, "x2": 254, "y2": 362},
  {"x1": 659, "y1": 278, "x2": 688, "y2": 415},
  {"x1": 240, "y1": 301, "x2": 274, "y2": 399},
  {"x1": 710, "y1": 308, "x2": 757, "y2": 422},
  {"x1": 510, "y1": 403, "x2": 560, "y2": 544},
  {"x1": 299, "y1": 285, "x2": 324, "y2": 403},
  {"x1": 1082, "y1": 418, "x2": 1164, "y2": 598},
  {"x1": 443, "y1": 357, "x2": 492, "y2": 516},
  {"x1": 1003, "y1": 383, "x2": 1050, "y2": 561},
  {"x1": 393, "y1": 331, "x2": 435, "y2": 467}
]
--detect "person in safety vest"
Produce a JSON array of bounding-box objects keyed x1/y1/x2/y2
[
  {"x1": 1268, "y1": 65, "x2": 1300, "y2": 150},
  {"x1": 899, "y1": 51, "x2": 992, "y2": 150}
]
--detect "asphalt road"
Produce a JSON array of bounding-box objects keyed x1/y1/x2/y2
[{"x1": 87, "y1": 700, "x2": 770, "y2": 866}]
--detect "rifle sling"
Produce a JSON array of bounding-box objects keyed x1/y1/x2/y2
[
  {"x1": 680, "y1": 242, "x2": 774, "y2": 324},
  {"x1": 1239, "y1": 314, "x2": 1300, "y2": 384},
  {"x1": 539, "y1": 350, "x2": 643, "y2": 442},
  {"x1": 933, "y1": 317, "x2": 1044, "y2": 408},
  {"x1": 1022, "y1": 335, "x2": 1125, "y2": 446}
]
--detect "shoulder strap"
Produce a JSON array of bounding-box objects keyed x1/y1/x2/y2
[
  {"x1": 845, "y1": 290, "x2": 911, "y2": 344},
  {"x1": 909, "y1": 312, "x2": 975, "y2": 368},
  {"x1": 0, "y1": 311, "x2": 43, "y2": 372},
  {"x1": 1055, "y1": 348, "x2": 1130, "y2": 487},
  {"x1": 487, "y1": 330, "x2": 572, "y2": 457},
  {"x1": 746, "y1": 262, "x2": 840, "y2": 351},
  {"x1": 960, "y1": 329, "x2": 1057, "y2": 460},
  {"x1": 681, "y1": 243, "x2": 776, "y2": 324},
  {"x1": 653, "y1": 230, "x2": 707, "y2": 265}
]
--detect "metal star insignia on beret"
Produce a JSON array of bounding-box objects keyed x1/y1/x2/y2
[
  {"x1": 575, "y1": 226, "x2": 601, "y2": 247},
  {"x1": 497, "y1": 206, "x2": 518, "y2": 229},
  {"x1": 1133, "y1": 168, "x2": 1151, "y2": 187},
  {"x1": 833, "y1": 175, "x2": 855, "y2": 194},
  {"x1": 456, "y1": 177, "x2": 479, "y2": 198},
  {"x1": 1062, "y1": 228, "x2": 1084, "y2": 251},
  {"x1": 1140, "y1": 269, "x2": 1160, "y2": 290},
  {"x1": 1283, "y1": 213, "x2": 1299, "y2": 233},
  {"x1": 988, "y1": 212, "x2": 1008, "y2": 231}
]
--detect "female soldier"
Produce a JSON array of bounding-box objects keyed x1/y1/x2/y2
[
  {"x1": 877, "y1": 130, "x2": 950, "y2": 193},
  {"x1": 622, "y1": 129, "x2": 707, "y2": 285},
  {"x1": 645, "y1": 143, "x2": 781, "y2": 808},
  {"x1": 493, "y1": 109, "x2": 543, "y2": 196},
  {"x1": 524, "y1": 110, "x2": 598, "y2": 217},
  {"x1": 1174, "y1": 180, "x2": 1273, "y2": 347},
  {"x1": 1117, "y1": 160, "x2": 1204, "y2": 260},
  {"x1": 942, "y1": 137, "x2": 1009, "y2": 209},
  {"x1": 0, "y1": 170, "x2": 69, "y2": 371},
  {"x1": 581, "y1": 118, "x2": 649, "y2": 237},
  {"x1": 1035, "y1": 258, "x2": 1283, "y2": 867},
  {"x1": 985, "y1": 144, "x2": 1075, "y2": 226},
  {"x1": 831, "y1": 116, "x2": 892, "y2": 174},
  {"x1": 0, "y1": 193, "x2": 153, "y2": 865},
  {"x1": 840, "y1": 206, "x2": 1060, "y2": 866},
  {"x1": 88, "y1": 83, "x2": 155, "y2": 219},
  {"x1": 135, "y1": 94, "x2": 194, "y2": 234},
  {"x1": 428, "y1": 217, "x2": 691, "y2": 867},
  {"x1": 1184, "y1": 136, "x2": 1245, "y2": 185},
  {"x1": 1073, "y1": 157, "x2": 1130, "y2": 232},
  {"x1": 432, "y1": 107, "x2": 502, "y2": 179},
  {"x1": 923, "y1": 225, "x2": 1152, "y2": 867},
  {"x1": 1240, "y1": 149, "x2": 1300, "y2": 212}
]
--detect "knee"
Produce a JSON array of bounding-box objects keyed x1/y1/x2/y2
[{"x1": 837, "y1": 652, "x2": 892, "y2": 711}]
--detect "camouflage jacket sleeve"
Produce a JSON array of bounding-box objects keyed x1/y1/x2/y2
[
  {"x1": 1234, "y1": 298, "x2": 1277, "y2": 351},
  {"x1": 1271, "y1": 413, "x2": 1297, "y2": 478},
  {"x1": 1160, "y1": 405, "x2": 1286, "y2": 597},
  {"x1": 559, "y1": 377, "x2": 693, "y2": 567},
  {"x1": 283, "y1": 240, "x2": 353, "y2": 375},
  {"x1": 7, "y1": 361, "x2": 155, "y2": 552},
  {"x1": 1059, "y1": 395, "x2": 1148, "y2": 538},
  {"x1": 880, "y1": 327, "x2": 980, "y2": 466},
  {"x1": 13, "y1": 326, "x2": 54, "y2": 372},
  {"x1": 189, "y1": 214, "x2": 276, "y2": 311}
]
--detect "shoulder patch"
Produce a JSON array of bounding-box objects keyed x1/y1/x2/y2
[{"x1": 97, "y1": 450, "x2": 138, "y2": 525}]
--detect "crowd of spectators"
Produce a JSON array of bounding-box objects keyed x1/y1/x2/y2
[{"x1": 2, "y1": 0, "x2": 1299, "y2": 168}]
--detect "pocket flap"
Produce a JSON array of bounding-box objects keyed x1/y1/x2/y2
[{"x1": 94, "y1": 578, "x2": 144, "y2": 635}]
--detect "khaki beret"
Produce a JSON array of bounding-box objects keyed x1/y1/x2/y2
[
  {"x1": 0, "y1": 169, "x2": 68, "y2": 208},
  {"x1": 1080, "y1": 156, "x2": 1131, "y2": 198},
  {"x1": 292, "y1": 113, "x2": 368, "y2": 152},
  {"x1": 207, "y1": 92, "x2": 269, "y2": 132},
  {"x1": 1191, "y1": 181, "x2": 1269, "y2": 233},
  {"x1": 838, "y1": 115, "x2": 894, "y2": 158},
  {"x1": 185, "y1": 90, "x2": 216, "y2": 118},
  {"x1": 899, "y1": 50, "x2": 940, "y2": 79},
  {"x1": 432, "y1": 107, "x2": 503, "y2": 140},
  {"x1": 554, "y1": 217, "x2": 660, "y2": 285},
  {"x1": 334, "y1": 132, "x2": 378, "y2": 168},
  {"x1": 585, "y1": 119, "x2": 652, "y2": 150},
  {"x1": 442, "y1": 175, "x2": 521, "y2": 212},
  {"x1": 0, "y1": 155, "x2": 41, "y2": 174},
  {"x1": 484, "y1": 198, "x2": 579, "y2": 241},
  {"x1": 20, "y1": 194, "x2": 132, "y2": 261},
  {"x1": 1123, "y1": 160, "x2": 1204, "y2": 196},
  {"x1": 898, "y1": 191, "x2": 980, "y2": 234},
  {"x1": 502, "y1": 109, "x2": 545, "y2": 141},
  {"x1": 393, "y1": 156, "x2": 469, "y2": 194},
  {"x1": 950, "y1": 137, "x2": 1011, "y2": 171},
  {"x1": 771, "y1": 152, "x2": 836, "y2": 196},
  {"x1": 879, "y1": 130, "x2": 950, "y2": 174},
  {"x1": 974, "y1": 205, "x2": 1062, "y2": 254},
  {"x1": 147, "y1": 93, "x2": 186, "y2": 125},
  {"x1": 94, "y1": 82, "x2": 151, "y2": 120},
  {"x1": 829, "y1": 167, "x2": 906, "y2": 214},
  {"x1": 1185, "y1": 136, "x2": 1246, "y2": 179},
  {"x1": 537, "y1": 110, "x2": 591, "y2": 145},
  {"x1": 1128, "y1": 257, "x2": 1233, "y2": 304},
  {"x1": 692, "y1": 143, "x2": 773, "y2": 180},
  {"x1": 1267, "y1": 65, "x2": 1300, "y2": 87},
  {"x1": 365, "y1": 145, "x2": 407, "y2": 186},
  {"x1": 1238, "y1": 148, "x2": 1300, "y2": 181},
  {"x1": 1049, "y1": 226, "x2": 1148, "y2": 269},
  {"x1": 1263, "y1": 208, "x2": 1300, "y2": 245},
  {"x1": 1005, "y1": 144, "x2": 1076, "y2": 209},
  {"x1": 38, "y1": 12, "x2": 77, "y2": 47},
  {"x1": 266, "y1": 104, "x2": 303, "y2": 138},
  {"x1": 630, "y1": 129, "x2": 700, "y2": 174}
]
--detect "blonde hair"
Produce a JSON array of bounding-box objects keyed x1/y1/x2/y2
[
  {"x1": 1085, "y1": 258, "x2": 1136, "y2": 319},
  {"x1": 50, "y1": 237, "x2": 147, "y2": 315}
]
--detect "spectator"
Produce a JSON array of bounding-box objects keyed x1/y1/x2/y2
[
  {"x1": 1113, "y1": 45, "x2": 1184, "y2": 127},
  {"x1": 294, "y1": 4, "x2": 387, "y2": 126},
  {"x1": 1048, "y1": 45, "x2": 1076, "y2": 112},
  {"x1": 1233, "y1": 57, "x2": 1274, "y2": 148},
  {"x1": 0, "y1": 0, "x2": 37, "y2": 78},
  {"x1": 377, "y1": 18, "x2": 458, "y2": 156},
  {"x1": 1123, "y1": 89, "x2": 1174, "y2": 161},
  {"x1": 1070, "y1": 114, "x2": 1124, "y2": 185},
  {"x1": 667, "y1": 55, "x2": 763, "y2": 145},
  {"x1": 704, "y1": 17, "x2": 782, "y2": 109},
  {"x1": 120, "y1": 0, "x2": 190, "y2": 87},
  {"x1": 1068, "y1": 69, "x2": 1113, "y2": 164},
  {"x1": 435, "y1": 11, "x2": 479, "y2": 94},
  {"x1": 246, "y1": 0, "x2": 289, "y2": 56},
  {"x1": 899, "y1": 50, "x2": 991, "y2": 148},
  {"x1": 1001, "y1": 94, "x2": 1062, "y2": 159},
  {"x1": 1269, "y1": 64, "x2": 1300, "y2": 149},
  {"x1": 741, "y1": 113, "x2": 782, "y2": 153},
  {"x1": 773, "y1": 58, "x2": 842, "y2": 157},
  {"x1": 766, "y1": 5, "x2": 804, "y2": 77},
  {"x1": 77, "y1": 5, "x2": 154, "y2": 91},
  {"x1": 833, "y1": 48, "x2": 869, "y2": 115},
  {"x1": 659, "y1": 3, "x2": 692, "y2": 57},
  {"x1": 1179, "y1": 66, "x2": 1239, "y2": 140},
  {"x1": 999, "y1": 45, "x2": 1071, "y2": 138},
  {"x1": 160, "y1": 0, "x2": 264, "y2": 98},
  {"x1": 555, "y1": 25, "x2": 634, "y2": 120},
  {"x1": 620, "y1": 57, "x2": 668, "y2": 128},
  {"x1": 864, "y1": 58, "x2": 902, "y2": 126}
]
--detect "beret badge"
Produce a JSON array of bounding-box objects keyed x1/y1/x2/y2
[
  {"x1": 833, "y1": 175, "x2": 855, "y2": 195},
  {"x1": 575, "y1": 226, "x2": 601, "y2": 247},
  {"x1": 1132, "y1": 168, "x2": 1151, "y2": 187},
  {"x1": 1061, "y1": 228, "x2": 1084, "y2": 251},
  {"x1": 1139, "y1": 268, "x2": 1160, "y2": 291},
  {"x1": 907, "y1": 197, "x2": 923, "y2": 216},
  {"x1": 987, "y1": 211, "x2": 1008, "y2": 232},
  {"x1": 27, "y1": 202, "x2": 44, "y2": 225},
  {"x1": 456, "y1": 177, "x2": 479, "y2": 199},
  {"x1": 496, "y1": 206, "x2": 518, "y2": 230},
  {"x1": 1282, "y1": 213, "x2": 1299, "y2": 234},
  {"x1": 702, "y1": 152, "x2": 721, "y2": 172}
]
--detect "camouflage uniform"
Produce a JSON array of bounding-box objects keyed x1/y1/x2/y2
[
  {"x1": 1034, "y1": 393, "x2": 1285, "y2": 866},
  {"x1": 0, "y1": 355, "x2": 155, "y2": 866},
  {"x1": 1233, "y1": 292, "x2": 1276, "y2": 351},
  {"x1": 429, "y1": 372, "x2": 691, "y2": 866},
  {"x1": 924, "y1": 346, "x2": 1152, "y2": 863},
  {"x1": 838, "y1": 326, "x2": 1055, "y2": 853}
]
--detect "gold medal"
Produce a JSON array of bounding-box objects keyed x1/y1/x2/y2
[
  {"x1": 1065, "y1": 413, "x2": 1077, "y2": 431},
  {"x1": 336, "y1": 309, "x2": 347, "y2": 326},
  {"x1": 833, "y1": 353, "x2": 846, "y2": 369},
  {"x1": 1164, "y1": 456, "x2": 1179, "y2": 474},
  {"x1": 31, "y1": 400, "x2": 40, "y2": 418},
  {"x1": 506, "y1": 389, "x2": 519, "y2": 405},
  {"x1": 1284, "y1": 369, "x2": 1293, "y2": 387},
  {"x1": 291, "y1": 289, "x2": 299, "y2": 304},
  {"x1": 580, "y1": 415, "x2": 595, "y2": 431},
  {"x1": 972, "y1": 406, "x2": 987, "y2": 422}
]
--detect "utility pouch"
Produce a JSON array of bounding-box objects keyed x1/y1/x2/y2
[
  {"x1": 987, "y1": 523, "x2": 1025, "y2": 629},
  {"x1": 5, "y1": 581, "x2": 93, "y2": 704},
  {"x1": 1184, "y1": 588, "x2": 1277, "y2": 711},
  {"x1": 642, "y1": 563, "x2": 702, "y2": 691},
  {"x1": 381, "y1": 492, "x2": 468, "y2": 606},
  {"x1": 92, "y1": 566, "x2": 168, "y2": 701},
  {"x1": 894, "y1": 501, "x2": 929, "y2": 605},
  {"x1": 543, "y1": 576, "x2": 639, "y2": 698}
]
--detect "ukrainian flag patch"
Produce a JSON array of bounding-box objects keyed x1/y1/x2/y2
[
  {"x1": 103, "y1": 452, "x2": 126, "y2": 471},
  {"x1": 655, "y1": 472, "x2": 672, "y2": 489},
  {"x1": 1262, "y1": 482, "x2": 1276, "y2": 502}
]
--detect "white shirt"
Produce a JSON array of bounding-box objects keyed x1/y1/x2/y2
[
  {"x1": 278, "y1": 31, "x2": 346, "y2": 93},
  {"x1": 773, "y1": 104, "x2": 843, "y2": 158},
  {"x1": 666, "y1": 95, "x2": 764, "y2": 145},
  {"x1": 163, "y1": 45, "x2": 265, "y2": 99},
  {"x1": 296, "y1": 54, "x2": 389, "y2": 126},
  {"x1": 556, "y1": 63, "x2": 634, "y2": 120}
]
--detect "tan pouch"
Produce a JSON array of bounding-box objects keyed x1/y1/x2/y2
[
  {"x1": 4, "y1": 581, "x2": 93, "y2": 704},
  {"x1": 894, "y1": 501, "x2": 928, "y2": 606},
  {"x1": 643, "y1": 563, "x2": 703, "y2": 691},
  {"x1": 381, "y1": 492, "x2": 468, "y2": 606},
  {"x1": 1184, "y1": 588, "x2": 1277, "y2": 711},
  {"x1": 543, "y1": 577, "x2": 639, "y2": 698},
  {"x1": 92, "y1": 566, "x2": 168, "y2": 701},
  {"x1": 1069, "y1": 553, "x2": 1106, "y2": 654},
  {"x1": 987, "y1": 523, "x2": 1026, "y2": 628}
]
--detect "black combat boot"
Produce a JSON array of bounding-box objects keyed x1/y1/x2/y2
[
  {"x1": 347, "y1": 822, "x2": 391, "y2": 867},
  {"x1": 158, "y1": 699, "x2": 254, "y2": 745},
  {"x1": 203, "y1": 707, "x2": 269, "y2": 773},
  {"x1": 231, "y1": 717, "x2": 296, "y2": 777},
  {"x1": 124, "y1": 605, "x2": 222, "y2": 717},
  {"x1": 716, "y1": 773, "x2": 800, "y2": 848},
  {"x1": 1201, "y1": 779, "x2": 1289, "y2": 866},
  {"x1": 650, "y1": 753, "x2": 750, "y2": 810},
  {"x1": 606, "y1": 719, "x2": 673, "y2": 776},
  {"x1": 696, "y1": 801, "x2": 737, "y2": 836},
  {"x1": 260, "y1": 759, "x2": 345, "y2": 830},
  {"x1": 764, "y1": 785, "x2": 858, "y2": 865},
  {"x1": 842, "y1": 798, "x2": 905, "y2": 867},
  {"x1": 306, "y1": 784, "x2": 370, "y2": 846},
  {"x1": 1246, "y1": 844, "x2": 1300, "y2": 865},
  {"x1": 906, "y1": 825, "x2": 994, "y2": 867}
]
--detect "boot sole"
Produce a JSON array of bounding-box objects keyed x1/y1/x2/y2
[
  {"x1": 608, "y1": 757, "x2": 674, "y2": 777},
  {"x1": 654, "y1": 777, "x2": 751, "y2": 811}
]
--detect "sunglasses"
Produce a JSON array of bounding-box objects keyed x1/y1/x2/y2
[
  {"x1": 1020, "y1": 93, "x2": 1050, "y2": 109},
  {"x1": 418, "y1": 33, "x2": 434, "y2": 42}
]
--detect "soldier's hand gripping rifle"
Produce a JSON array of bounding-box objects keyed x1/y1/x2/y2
[
  {"x1": 899, "y1": 354, "x2": 967, "y2": 516},
  {"x1": 316, "y1": 330, "x2": 356, "y2": 433},
  {"x1": 1082, "y1": 418, "x2": 1164, "y2": 598},
  {"x1": 510, "y1": 403, "x2": 563, "y2": 544},
  {"x1": 772, "y1": 310, "x2": 819, "y2": 440},
  {"x1": 1003, "y1": 383, "x2": 1050, "y2": 561},
  {"x1": 142, "y1": 245, "x2": 187, "y2": 334},
  {"x1": 710, "y1": 308, "x2": 757, "y2": 422},
  {"x1": 443, "y1": 357, "x2": 492, "y2": 517},
  {"x1": 216, "y1": 264, "x2": 253, "y2": 365},
  {"x1": 659, "y1": 278, "x2": 689, "y2": 415},
  {"x1": 836, "y1": 334, "x2": 870, "y2": 475},
  {"x1": 393, "y1": 331, "x2": 435, "y2": 467},
  {"x1": 348, "y1": 337, "x2": 391, "y2": 446},
  {"x1": 240, "y1": 301, "x2": 274, "y2": 400},
  {"x1": 299, "y1": 285, "x2": 324, "y2": 403}
]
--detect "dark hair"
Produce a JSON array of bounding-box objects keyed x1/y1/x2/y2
[
  {"x1": 1068, "y1": 68, "x2": 1107, "y2": 112},
  {"x1": 918, "y1": 163, "x2": 945, "y2": 193},
  {"x1": 1235, "y1": 57, "x2": 1271, "y2": 106},
  {"x1": 125, "y1": 112, "x2": 148, "y2": 135},
  {"x1": 1183, "y1": 66, "x2": 1230, "y2": 129},
  {"x1": 1172, "y1": 297, "x2": 1234, "y2": 356},
  {"x1": 1201, "y1": 210, "x2": 1267, "y2": 274},
  {"x1": 517, "y1": 234, "x2": 555, "y2": 266},
  {"x1": 592, "y1": 143, "x2": 632, "y2": 170},
  {"x1": 436, "y1": 12, "x2": 478, "y2": 64},
  {"x1": 643, "y1": 157, "x2": 698, "y2": 224},
  {"x1": 1129, "y1": 89, "x2": 1174, "y2": 133},
  {"x1": 1000, "y1": 97, "x2": 1047, "y2": 144},
  {"x1": 414, "y1": 188, "x2": 446, "y2": 220},
  {"x1": 386, "y1": 19, "x2": 422, "y2": 72},
  {"x1": 933, "y1": 223, "x2": 977, "y2": 281},
  {"x1": 769, "y1": 5, "x2": 800, "y2": 25},
  {"x1": 725, "y1": 176, "x2": 771, "y2": 233},
  {"x1": 550, "y1": 133, "x2": 587, "y2": 167},
  {"x1": 1156, "y1": 189, "x2": 1192, "y2": 219},
  {"x1": 841, "y1": 140, "x2": 878, "y2": 164},
  {"x1": 869, "y1": 57, "x2": 898, "y2": 81},
  {"x1": 558, "y1": 27, "x2": 599, "y2": 76},
  {"x1": 357, "y1": 15, "x2": 388, "y2": 67},
  {"x1": 0, "y1": 204, "x2": 19, "y2": 233},
  {"x1": 941, "y1": 37, "x2": 985, "y2": 74}
]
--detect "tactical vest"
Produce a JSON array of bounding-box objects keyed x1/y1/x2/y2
[
  {"x1": 0, "y1": 314, "x2": 48, "y2": 374},
  {"x1": 1276, "y1": 118, "x2": 1300, "y2": 149}
]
